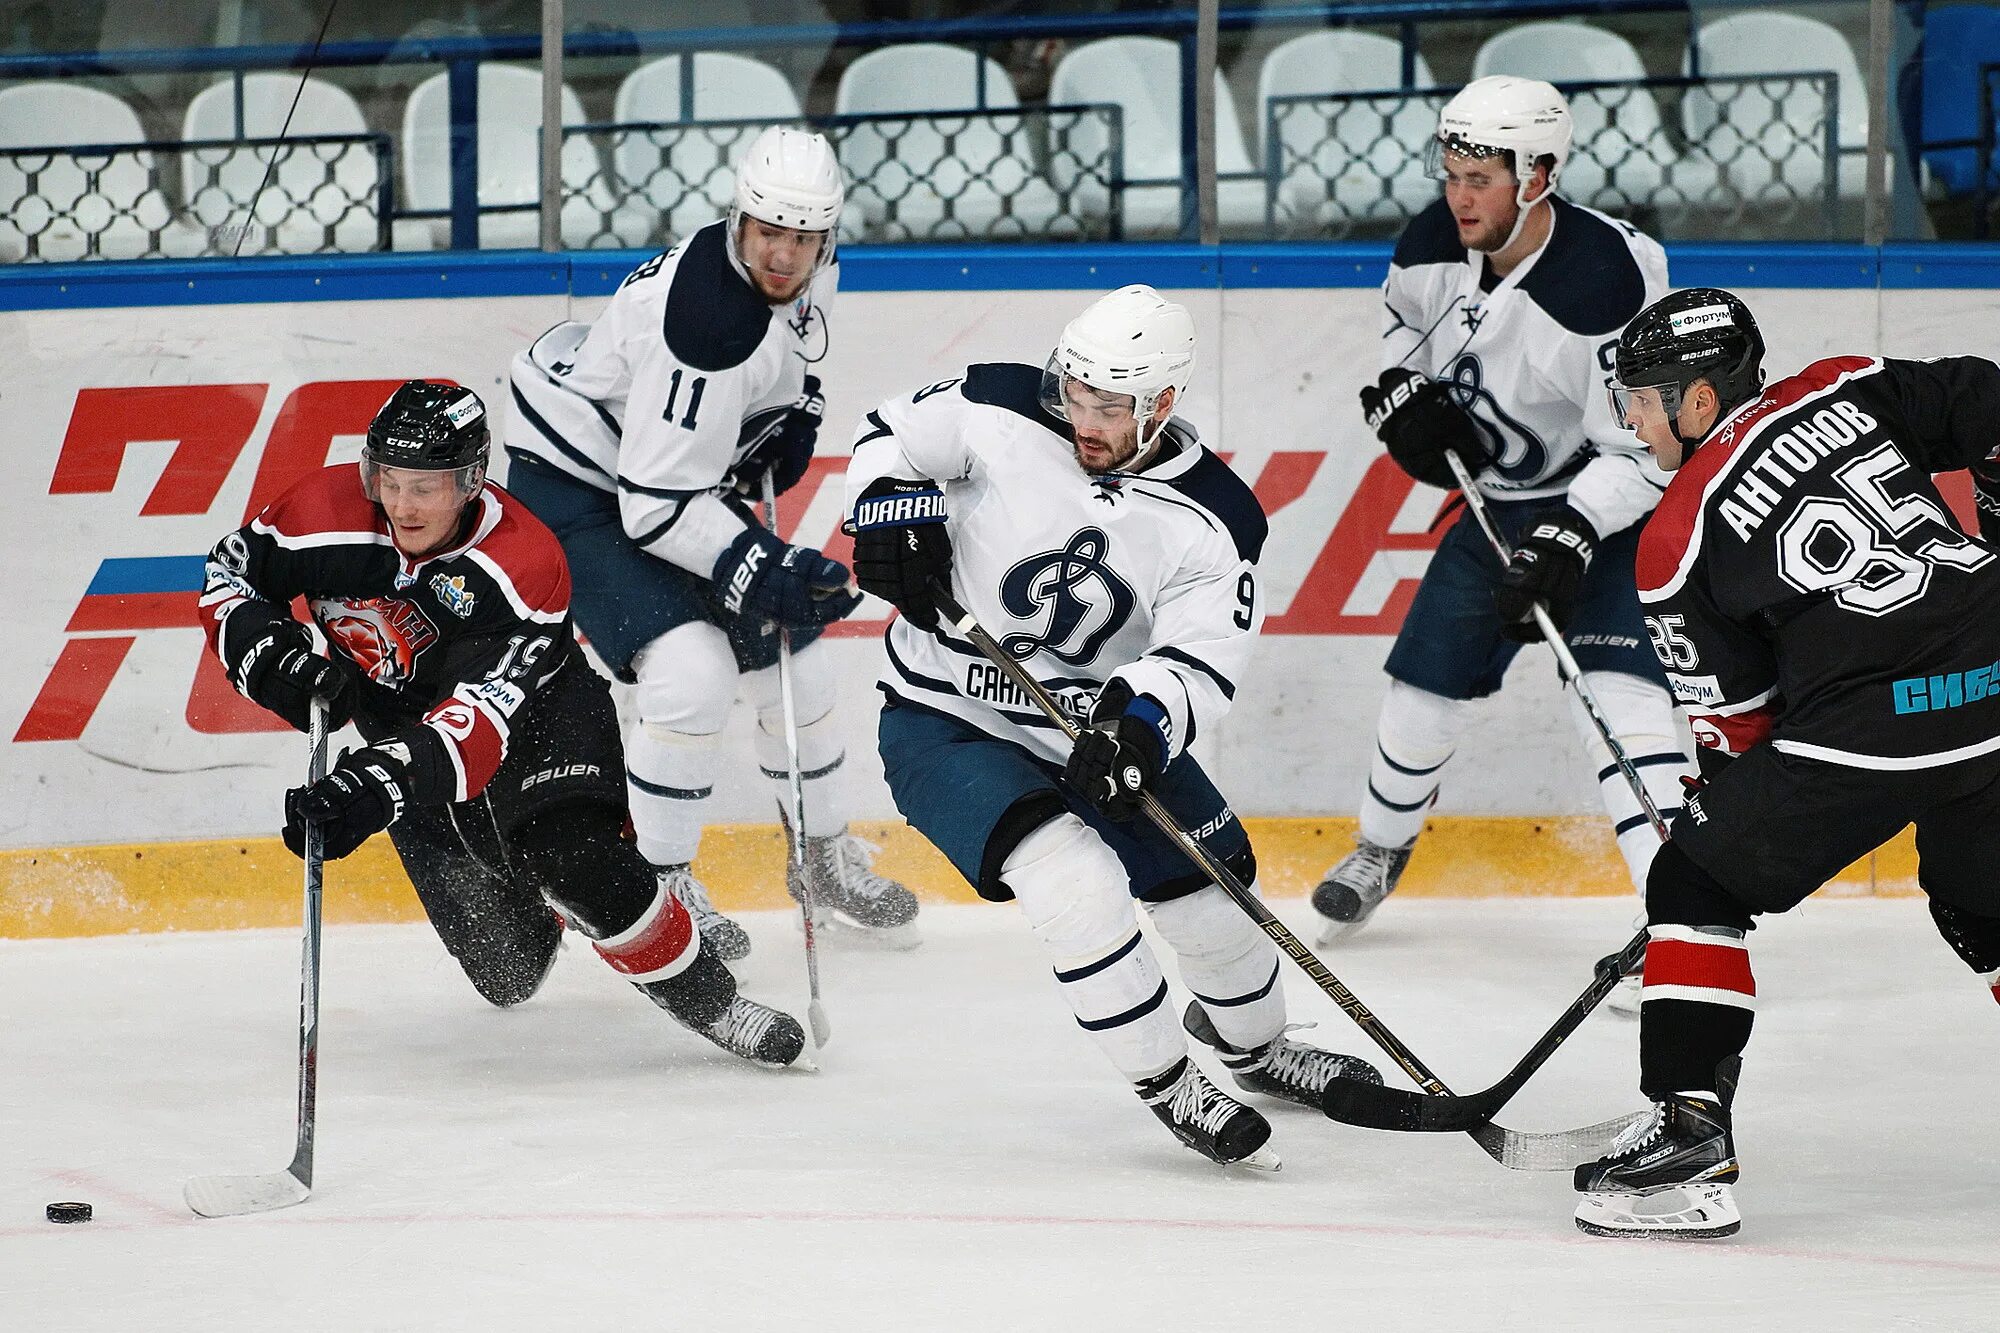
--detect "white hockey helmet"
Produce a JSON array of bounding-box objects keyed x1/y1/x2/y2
[
  {"x1": 730, "y1": 126, "x2": 844, "y2": 273},
  {"x1": 1430, "y1": 76, "x2": 1571, "y2": 245},
  {"x1": 1040, "y1": 285, "x2": 1197, "y2": 451}
]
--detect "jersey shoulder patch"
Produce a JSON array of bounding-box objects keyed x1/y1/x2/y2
[
  {"x1": 1517, "y1": 200, "x2": 1650, "y2": 337},
  {"x1": 661, "y1": 222, "x2": 773, "y2": 373},
  {"x1": 1392, "y1": 199, "x2": 1467, "y2": 270},
  {"x1": 1161, "y1": 448, "x2": 1268, "y2": 563},
  {"x1": 961, "y1": 362, "x2": 1070, "y2": 439}
]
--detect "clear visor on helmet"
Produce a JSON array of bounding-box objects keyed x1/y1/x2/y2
[
  {"x1": 1038, "y1": 355, "x2": 1144, "y2": 429},
  {"x1": 729, "y1": 208, "x2": 833, "y2": 293},
  {"x1": 360, "y1": 457, "x2": 486, "y2": 504},
  {"x1": 1605, "y1": 376, "x2": 1686, "y2": 432},
  {"x1": 1425, "y1": 134, "x2": 1516, "y2": 186}
]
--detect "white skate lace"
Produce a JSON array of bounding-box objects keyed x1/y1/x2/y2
[
  {"x1": 821, "y1": 835, "x2": 900, "y2": 901},
  {"x1": 1252, "y1": 1023, "x2": 1340, "y2": 1095},
  {"x1": 1156, "y1": 1066, "x2": 1237, "y2": 1137},
  {"x1": 709, "y1": 996, "x2": 777, "y2": 1053},
  {"x1": 1607, "y1": 1102, "x2": 1667, "y2": 1157},
  {"x1": 1339, "y1": 840, "x2": 1401, "y2": 892},
  {"x1": 662, "y1": 866, "x2": 723, "y2": 922}
]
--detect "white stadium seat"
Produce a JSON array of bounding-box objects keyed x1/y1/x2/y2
[
  {"x1": 1050, "y1": 35, "x2": 1266, "y2": 237},
  {"x1": 1257, "y1": 30, "x2": 1439, "y2": 231},
  {"x1": 834, "y1": 43, "x2": 1065, "y2": 241},
  {"x1": 181, "y1": 74, "x2": 388, "y2": 255},
  {"x1": 614, "y1": 53, "x2": 809, "y2": 243},
  {"x1": 1684, "y1": 9, "x2": 1874, "y2": 205},
  {"x1": 402, "y1": 63, "x2": 650, "y2": 251},
  {"x1": 0, "y1": 82, "x2": 205, "y2": 261}
]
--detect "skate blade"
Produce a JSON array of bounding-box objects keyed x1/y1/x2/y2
[
  {"x1": 1229, "y1": 1144, "x2": 1282, "y2": 1172},
  {"x1": 797, "y1": 915, "x2": 923, "y2": 951},
  {"x1": 1573, "y1": 1182, "x2": 1740, "y2": 1239},
  {"x1": 1314, "y1": 916, "x2": 1370, "y2": 947}
]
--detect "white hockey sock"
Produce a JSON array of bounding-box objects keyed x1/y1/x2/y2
[
  {"x1": 1357, "y1": 680, "x2": 1467, "y2": 849},
  {"x1": 626, "y1": 723, "x2": 719, "y2": 867},
  {"x1": 1567, "y1": 672, "x2": 1692, "y2": 896},
  {"x1": 745, "y1": 651, "x2": 846, "y2": 839},
  {"x1": 628, "y1": 622, "x2": 738, "y2": 868},
  {"x1": 1145, "y1": 885, "x2": 1284, "y2": 1052},
  {"x1": 1003, "y1": 816, "x2": 1184, "y2": 1082}
]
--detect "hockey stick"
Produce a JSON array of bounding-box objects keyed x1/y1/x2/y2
[
  {"x1": 928, "y1": 583, "x2": 1640, "y2": 1169},
  {"x1": 764, "y1": 471, "x2": 831, "y2": 1049},
  {"x1": 186, "y1": 694, "x2": 330, "y2": 1217},
  {"x1": 1315, "y1": 454, "x2": 1666, "y2": 1135}
]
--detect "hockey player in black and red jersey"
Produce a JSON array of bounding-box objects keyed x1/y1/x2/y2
[
  {"x1": 198, "y1": 380, "x2": 806, "y2": 1068},
  {"x1": 1571, "y1": 288, "x2": 2000, "y2": 1238}
]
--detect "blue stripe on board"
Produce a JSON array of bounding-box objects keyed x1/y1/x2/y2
[
  {"x1": 8, "y1": 242, "x2": 1998, "y2": 312},
  {"x1": 86, "y1": 555, "x2": 207, "y2": 595}
]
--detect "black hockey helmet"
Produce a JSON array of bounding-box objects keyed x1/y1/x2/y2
[
  {"x1": 1608, "y1": 288, "x2": 1766, "y2": 446},
  {"x1": 361, "y1": 380, "x2": 490, "y2": 501}
]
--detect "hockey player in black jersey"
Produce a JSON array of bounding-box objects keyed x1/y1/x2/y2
[
  {"x1": 1572, "y1": 288, "x2": 2000, "y2": 1237},
  {"x1": 200, "y1": 380, "x2": 806, "y2": 1068}
]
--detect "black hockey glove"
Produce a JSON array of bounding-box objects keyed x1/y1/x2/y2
[
  {"x1": 1493, "y1": 505, "x2": 1597, "y2": 644},
  {"x1": 712, "y1": 526, "x2": 860, "y2": 630},
  {"x1": 283, "y1": 743, "x2": 411, "y2": 861},
  {"x1": 1062, "y1": 680, "x2": 1170, "y2": 822},
  {"x1": 1360, "y1": 368, "x2": 1492, "y2": 491},
  {"x1": 228, "y1": 616, "x2": 356, "y2": 733},
  {"x1": 849, "y1": 476, "x2": 952, "y2": 632},
  {"x1": 733, "y1": 374, "x2": 824, "y2": 498}
]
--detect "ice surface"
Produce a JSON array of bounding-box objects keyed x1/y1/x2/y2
[{"x1": 4, "y1": 897, "x2": 1995, "y2": 1331}]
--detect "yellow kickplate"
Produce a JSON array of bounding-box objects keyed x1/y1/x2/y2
[{"x1": 0, "y1": 817, "x2": 1918, "y2": 940}]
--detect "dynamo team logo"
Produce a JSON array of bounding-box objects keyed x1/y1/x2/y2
[{"x1": 997, "y1": 527, "x2": 1135, "y2": 667}]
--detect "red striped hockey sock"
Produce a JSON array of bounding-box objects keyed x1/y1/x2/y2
[
  {"x1": 591, "y1": 879, "x2": 698, "y2": 984},
  {"x1": 1638, "y1": 924, "x2": 1755, "y2": 1100}
]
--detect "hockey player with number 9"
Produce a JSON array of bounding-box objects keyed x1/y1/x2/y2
[
  {"x1": 1572, "y1": 288, "x2": 2000, "y2": 1238},
  {"x1": 1310, "y1": 77, "x2": 1692, "y2": 965},
  {"x1": 201, "y1": 381, "x2": 807, "y2": 1068},
  {"x1": 846, "y1": 286, "x2": 1380, "y2": 1168}
]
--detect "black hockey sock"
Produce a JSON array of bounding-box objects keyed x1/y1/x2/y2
[
  {"x1": 1640, "y1": 996, "x2": 1752, "y2": 1101},
  {"x1": 511, "y1": 803, "x2": 658, "y2": 939}
]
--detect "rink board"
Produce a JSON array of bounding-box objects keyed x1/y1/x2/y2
[{"x1": 0, "y1": 247, "x2": 1987, "y2": 937}]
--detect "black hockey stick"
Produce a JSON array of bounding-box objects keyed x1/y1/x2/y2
[
  {"x1": 929, "y1": 584, "x2": 1643, "y2": 1169},
  {"x1": 1320, "y1": 930, "x2": 1647, "y2": 1133},
  {"x1": 186, "y1": 694, "x2": 329, "y2": 1216}
]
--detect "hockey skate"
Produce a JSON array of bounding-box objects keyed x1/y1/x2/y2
[
  {"x1": 1135, "y1": 1056, "x2": 1279, "y2": 1170},
  {"x1": 657, "y1": 863, "x2": 751, "y2": 962},
  {"x1": 1183, "y1": 1001, "x2": 1383, "y2": 1110},
  {"x1": 1311, "y1": 837, "x2": 1414, "y2": 944},
  {"x1": 789, "y1": 829, "x2": 922, "y2": 949},
  {"x1": 642, "y1": 948, "x2": 809, "y2": 1069},
  {"x1": 1573, "y1": 1092, "x2": 1739, "y2": 1239}
]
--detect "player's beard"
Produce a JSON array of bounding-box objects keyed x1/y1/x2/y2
[
  {"x1": 1074, "y1": 431, "x2": 1139, "y2": 474},
  {"x1": 1461, "y1": 205, "x2": 1518, "y2": 254}
]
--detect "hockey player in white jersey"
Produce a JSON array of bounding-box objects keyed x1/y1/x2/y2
[
  {"x1": 1310, "y1": 77, "x2": 1693, "y2": 959},
  {"x1": 504, "y1": 126, "x2": 919, "y2": 957},
  {"x1": 846, "y1": 286, "x2": 1379, "y2": 1168}
]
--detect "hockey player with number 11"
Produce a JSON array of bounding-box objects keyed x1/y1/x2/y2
[{"x1": 845, "y1": 286, "x2": 1379, "y2": 1168}]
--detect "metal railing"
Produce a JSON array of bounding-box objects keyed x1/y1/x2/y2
[
  {"x1": 562, "y1": 104, "x2": 1126, "y2": 249},
  {"x1": 1267, "y1": 73, "x2": 1838, "y2": 241},
  {"x1": 0, "y1": 132, "x2": 390, "y2": 261}
]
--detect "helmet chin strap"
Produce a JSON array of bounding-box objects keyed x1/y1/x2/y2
[{"x1": 1498, "y1": 178, "x2": 1551, "y2": 253}]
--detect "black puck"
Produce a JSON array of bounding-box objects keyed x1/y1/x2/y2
[{"x1": 46, "y1": 1201, "x2": 92, "y2": 1224}]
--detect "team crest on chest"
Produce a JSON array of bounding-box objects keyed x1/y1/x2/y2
[
  {"x1": 314, "y1": 596, "x2": 440, "y2": 687},
  {"x1": 430, "y1": 572, "x2": 477, "y2": 618},
  {"x1": 998, "y1": 527, "x2": 1136, "y2": 667}
]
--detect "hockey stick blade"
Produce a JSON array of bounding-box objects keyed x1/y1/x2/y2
[
  {"x1": 1466, "y1": 1112, "x2": 1651, "y2": 1172},
  {"x1": 1320, "y1": 932, "x2": 1647, "y2": 1134},
  {"x1": 184, "y1": 1167, "x2": 310, "y2": 1218}
]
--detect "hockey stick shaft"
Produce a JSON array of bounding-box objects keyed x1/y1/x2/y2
[
  {"x1": 1442, "y1": 451, "x2": 1670, "y2": 842},
  {"x1": 185, "y1": 693, "x2": 328, "y2": 1217},
  {"x1": 928, "y1": 584, "x2": 1453, "y2": 1097},
  {"x1": 290, "y1": 694, "x2": 330, "y2": 1184},
  {"x1": 764, "y1": 472, "x2": 830, "y2": 1048}
]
